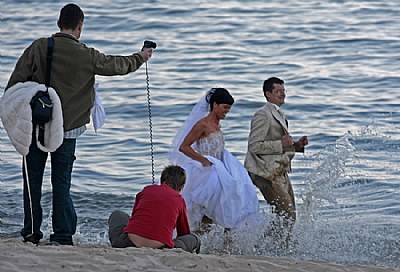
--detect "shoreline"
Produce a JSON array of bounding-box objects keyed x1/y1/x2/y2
[{"x1": 0, "y1": 239, "x2": 398, "y2": 272}]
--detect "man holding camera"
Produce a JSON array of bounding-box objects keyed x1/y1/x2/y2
[{"x1": 5, "y1": 3, "x2": 153, "y2": 245}]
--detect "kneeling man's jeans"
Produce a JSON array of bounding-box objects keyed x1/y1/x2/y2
[{"x1": 108, "y1": 210, "x2": 201, "y2": 253}]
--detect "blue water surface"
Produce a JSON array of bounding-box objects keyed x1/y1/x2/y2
[{"x1": 1, "y1": 0, "x2": 399, "y2": 269}]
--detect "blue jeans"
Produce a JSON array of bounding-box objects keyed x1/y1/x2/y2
[{"x1": 21, "y1": 135, "x2": 77, "y2": 245}]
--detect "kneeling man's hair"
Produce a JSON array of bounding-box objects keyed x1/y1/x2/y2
[{"x1": 161, "y1": 165, "x2": 186, "y2": 190}]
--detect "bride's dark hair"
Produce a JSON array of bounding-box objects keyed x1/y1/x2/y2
[{"x1": 206, "y1": 88, "x2": 234, "y2": 111}]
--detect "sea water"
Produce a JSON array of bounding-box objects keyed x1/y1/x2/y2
[{"x1": 0, "y1": 0, "x2": 399, "y2": 269}]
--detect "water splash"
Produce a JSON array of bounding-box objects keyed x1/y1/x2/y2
[
  {"x1": 291, "y1": 130, "x2": 400, "y2": 268},
  {"x1": 200, "y1": 211, "x2": 277, "y2": 256},
  {"x1": 198, "y1": 129, "x2": 399, "y2": 268},
  {"x1": 299, "y1": 133, "x2": 357, "y2": 223}
]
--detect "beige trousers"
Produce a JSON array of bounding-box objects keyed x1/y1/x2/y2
[{"x1": 249, "y1": 172, "x2": 296, "y2": 223}]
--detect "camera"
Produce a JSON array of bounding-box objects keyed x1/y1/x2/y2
[{"x1": 141, "y1": 40, "x2": 157, "y2": 51}]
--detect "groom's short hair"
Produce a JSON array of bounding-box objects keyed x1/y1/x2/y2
[{"x1": 263, "y1": 77, "x2": 284, "y2": 96}]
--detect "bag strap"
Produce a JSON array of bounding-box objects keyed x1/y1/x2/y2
[{"x1": 45, "y1": 37, "x2": 54, "y2": 88}]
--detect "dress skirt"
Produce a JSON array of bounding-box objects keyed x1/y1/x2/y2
[{"x1": 181, "y1": 149, "x2": 259, "y2": 230}]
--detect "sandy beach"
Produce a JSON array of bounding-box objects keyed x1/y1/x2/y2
[{"x1": 0, "y1": 239, "x2": 397, "y2": 272}]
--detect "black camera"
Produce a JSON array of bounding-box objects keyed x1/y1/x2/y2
[{"x1": 141, "y1": 40, "x2": 157, "y2": 51}]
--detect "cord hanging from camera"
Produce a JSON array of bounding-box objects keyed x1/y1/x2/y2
[
  {"x1": 145, "y1": 61, "x2": 155, "y2": 184},
  {"x1": 142, "y1": 40, "x2": 157, "y2": 184}
]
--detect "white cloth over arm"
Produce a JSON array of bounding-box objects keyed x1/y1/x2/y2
[{"x1": 0, "y1": 81, "x2": 63, "y2": 156}]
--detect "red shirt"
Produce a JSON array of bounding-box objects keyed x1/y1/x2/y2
[{"x1": 123, "y1": 184, "x2": 190, "y2": 248}]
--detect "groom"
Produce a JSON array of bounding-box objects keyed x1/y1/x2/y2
[{"x1": 245, "y1": 77, "x2": 308, "y2": 229}]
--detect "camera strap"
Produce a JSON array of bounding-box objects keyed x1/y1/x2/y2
[
  {"x1": 36, "y1": 37, "x2": 55, "y2": 143},
  {"x1": 45, "y1": 37, "x2": 54, "y2": 88},
  {"x1": 145, "y1": 62, "x2": 155, "y2": 184}
]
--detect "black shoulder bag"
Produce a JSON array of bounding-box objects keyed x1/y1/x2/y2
[
  {"x1": 30, "y1": 37, "x2": 54, "y2": 144},
  {"x1": 31, "y1": 37, "x2": 54, "y2": 124}
]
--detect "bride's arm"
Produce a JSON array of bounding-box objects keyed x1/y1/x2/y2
[{"x1": 179, "y1": 122, "x2": 212, "y2": 167}]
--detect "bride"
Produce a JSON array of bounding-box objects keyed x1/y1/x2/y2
[{"x1": 169, "y1": 88, "x2": 259, "y2": 231}]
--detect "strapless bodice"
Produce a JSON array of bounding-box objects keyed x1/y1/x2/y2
[{"x1": 194, "y1": 131, "x2": 224, "y2": 160}]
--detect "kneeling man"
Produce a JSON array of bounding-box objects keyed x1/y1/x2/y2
[{"x1": 108, "y1": 165, "x2": 201, "y2": 253}]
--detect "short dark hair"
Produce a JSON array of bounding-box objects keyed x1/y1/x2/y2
[
  {"x1": 263, "y1": 77, "x2": 284, "y2": 96},
  {"x1": 58, "y1": 3, "x2": 84, "y2": 30},
  {"x1": 206, "y1": 88, "x2": 234, "y2": 111},
  {"x1": 160, "y1": 165, "x2": 186, "y2": 190}
]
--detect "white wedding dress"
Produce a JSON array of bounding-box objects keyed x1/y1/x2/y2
[{"x1": 169, "y1": 92, "x2": 259, "y2": 230}]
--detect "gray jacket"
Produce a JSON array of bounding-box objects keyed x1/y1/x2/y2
[{"x1": 245, "y1": 101, "x2": 302, "y2": 180}]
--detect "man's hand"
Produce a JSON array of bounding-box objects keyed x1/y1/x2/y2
[
  {"x1": 281, "y1": 134, "x2": 294, "y2": 148},
  {"x1": 297, "y1": 136, "x2": 308, "y2": 148},
  {"x1": 138, "y1": 48, "x2": 153, "y2": 62}
]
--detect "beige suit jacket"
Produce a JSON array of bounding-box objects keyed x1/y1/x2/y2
[{"x1": 245, "y1": 101, "x2": 298, "y2": 181}]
